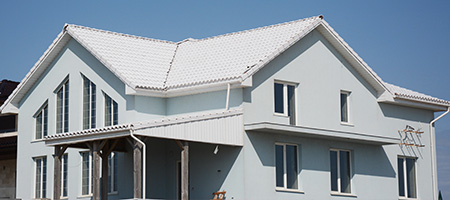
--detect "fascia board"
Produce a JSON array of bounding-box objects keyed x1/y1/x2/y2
[
  {"x1": 385, "y1": 97, "x2": 449, "y2": 112},
  {"x1": 0, "y1": 30, "x2": 71, "y2": 113}
]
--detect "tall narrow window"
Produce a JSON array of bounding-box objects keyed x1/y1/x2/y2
[
  {"x1": 108, "y1": 152, "x2": 118, "y2": 193},
  {"x1": 274, "y1": 82, "x2": 296, "y2": 125},
  {"x1": 398, "y1": 157, "x2": 416, "y2": 198},
  {"x1": 340, "y1": 91, "x2": 350, "y2": 123},
  {"x1": 275, "y1": 144, "x2": 299, "y2": 190},
  {"x1": 83, "y1": 76, "x2": 96, "y2": 129},
  {"x1": 35, "y1": 103, "x2": 48, "y2": 140},
  {"x1": 56, "y1": 80, "x2": 69, "y2": 133},
  {"x1": 81, "y1": 151, "x2": 92, "y2": 196},
  {"x1": 105, "y1": 94, "x2": 118, "y2": 126},
  {"x1": 330, "y1": 149, "x2": 351, "y2": 193},
  {"x1": 34, "y1": 156, "x2": 47, "y2": 199},
  {"x1": 61, "y1": 154, "x2": 68, "y2": 198}
]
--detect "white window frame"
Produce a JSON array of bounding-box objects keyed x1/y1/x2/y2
[
  {"x1": 61, "y1": 154, "x2": 68, "y2": 198},
  {"x1": 108, "y1": 152, "x2": 118, "y2": 194},
  {"x1": 83, "y1": 75, "x2": 96, "y2": 130},
  {"x1": 340, "y1": 90, "x2": 351, "y2": 124},
  {"x1": 274, "y1": 81, "x2": 297, "y2": 125},
  {"x1": 55, "y1": 78, "x2": 69, "y2": 133},
  {"x1": 34, "y1": 102, "x2": 48, "y2": 140},
  {"x1": 80, "y1": 151, "x2": 93, "y2": 196},
  {"x1": 275, "y1": 143, "x2": 301, "y2": 192},
  {"x1": 104, "y1": 93, "x2": 118, "y2": 127},
  {"x1": 398, "y1": 156, "x2": 417, "y2": 199},
  {"x1": 34, "y1": 156, "x2": 47, "y2": 199},
  {"x1": 330, "y1": 149, "x2": 352, "y2": 195}
]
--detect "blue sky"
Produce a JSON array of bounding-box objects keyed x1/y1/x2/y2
[{"x1": 1, "y1": 0, "x2": 450, "y2": 197}]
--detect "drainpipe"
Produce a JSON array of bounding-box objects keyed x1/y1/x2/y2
[
  {"x1": 430, "y1": 107, "x2": 449, "y2": 200},
  {"x1": 225, "y1": 83, "x2": 231, "y2": 110},
  {"x1": 130, "y1": 125, "x2": 146, "y2": 200}
]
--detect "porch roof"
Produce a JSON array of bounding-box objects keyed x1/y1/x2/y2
[
  {"x1": 44, "y1": 108, "x2": 244, "y2": 146},
  {"x1": 245, "y1": 122, "x2": 399, "y2": 145}
]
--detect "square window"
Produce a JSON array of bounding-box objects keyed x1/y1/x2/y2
[
  {"x1": 398, "y1": 157, "x2": 416, "y2": 198},
  {"x1": 340, "y1": 91, "x2": 350, "y2": 123},
  {"x1": 275, "y1": 144, "x2": 299, "y2": 190},
  {"x1": 330, "y1": 149, "x2": 351, "y2": 193},
  {"x1": 274, "y1": 82, "x2": 296, "y2": 125}
]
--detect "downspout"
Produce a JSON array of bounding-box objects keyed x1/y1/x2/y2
[
  {"x1": 430, "y1": 107, "x2": 449, "y2": 200},
  {"x1": 225, "y1": 83, "x2": 231, "y2": 110},
  {"x1": 130, "y1": 125, "x2": 146, "y2": 200}
]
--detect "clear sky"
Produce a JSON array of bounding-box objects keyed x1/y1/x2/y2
[{"x1": 1, "y1": 0, "x2": 450, "y2": 197}]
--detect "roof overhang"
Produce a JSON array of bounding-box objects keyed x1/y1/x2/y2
[{"x1": 245, "y1": 122, "x2": 399, "y2": 145}]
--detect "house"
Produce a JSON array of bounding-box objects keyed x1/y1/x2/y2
[
  {"x1": 1, "y1": 15, "x2": 449, "y2": 200},
  {"x1": 0, "y1": 79, "x2": 19, "y2": 200}
]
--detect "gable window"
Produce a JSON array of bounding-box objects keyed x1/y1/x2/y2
[
  {"x1": 83, "y1": 76, "x2": 96, "y2": 129},
  {"x1": 56, "y1": 79, "x2": 69, "y2": 133},
  {"x1": 275, "y1": 143, "x2": 299, "y2": 190},
  {"x1": 398, "y1": 157, "x2": 416, "y2": 198},
  {"x1": 61, "y1": 154, "x2": 68, "y2": 198},
  {"x1": 35, "y1": 103, "x2": 48, "y2": 140},
  {"x1": 340, "y1": 91, "x2": 350, "y2": 123},
  {"x1": 330, "y1": 149, "x2": 351, "y2": 194},
  {"x1": 104, "y1": 94, "x2": 118, "y2": 126},
  {"x1": 274, "y1": 82, "x2": 296, "y2": 125},
  {"x1": 81, "y1": 151, "x2": 92, "y2": 196},
  {"x1": 34, "y1": 156, "x2": 47, "y2": 199}
]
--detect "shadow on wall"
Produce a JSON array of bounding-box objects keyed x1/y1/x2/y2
[
  {"x1": 379, "y1": 103, "x2": 433, "y2": 123},
  {"x1": 190, "y1": 142, "x2": 242, "y2": 200},
  {"x1": 354, "y1": 145, "x2": 396, "y2": 178}
]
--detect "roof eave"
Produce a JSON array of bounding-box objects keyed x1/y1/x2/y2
[{"x1": 378, "y1": 97, "x2": 449, "y2": 112}]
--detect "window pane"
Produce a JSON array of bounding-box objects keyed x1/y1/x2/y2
[
  {"x1": 36, "y1": 113, "x2": 42, "y2": 140},
  {"x1": 62, "y1": 154, "x2": 68, "y2": 197},
  {"x1": 83, "y1": 78, "x2": 90, "y2": 130},
  {"x1": 287, "y1": 85, "x2": 296, "y2": 125},
  {"x1": 35, "y1": 159, "x2": 41, "y2": 198},
  {"x1": 82, "y1": 153, "x2": 90, "y2": 195},
  {"x1": 113, "y1": 153, "x2": 118, "y2": 192},
  {"x1": 42, "y1": 157, "x2": 47, "y2": 198},
  {"x1": 286, "y1": 145, "x2": 298, "y2": 189},
  {"x1": 105, "y1": 96, "x2": 111, "y2": 126},
  {"x1": 91, "y1": 83, "x2": 96, "y2": 128},
  {"x1": 340, "y1": 151, "x2": 351, "y2": 193},
  {"x1": 398, "y1": 158, "x2": 405, "y2": 197},
  {"x1": 340, "y1": 93, "x2": 348, "y2": 122},
  {"x1": 113, "y1": 100, "x2": 118, "y2": 125},
  {"x1": 64, "y1": 82, "x2": 69, "y2": 132},
  {"x1": 406, "y1": 158, "x2": 416, "y2": 198},
  {"x1": 43, "y1": 106, "x2": 48, "y2": 137},
  {"x1": 330, "y1": 151, "x2": 338, "y2": 191},
  {"x1": 274, "y1": 83, "x2": 284, "y2": 114},
  {"x1": 57, "y1": 89, "x2": 63, "y2": 133},
  {"x1": 275, "y1": 145, "x2": 284, "y2": 187}
]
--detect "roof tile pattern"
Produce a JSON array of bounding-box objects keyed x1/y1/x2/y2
[
  {"x1": 67, "y1": 25, "x2": 177, "y2": 89},
  {"x1": 385, "y1": 83, "x2": 450, "y2": 105}
]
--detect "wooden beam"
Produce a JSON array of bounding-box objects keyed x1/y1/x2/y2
[
  {"x1": 92, "y1": 141, "x2": 101, "y2": 200},
  {"x1": 175, "y1": 140, "x2": 184, "y2": 150},
  {"x1": 53, "y1": 145, "x2": 66, "y2": 200},
  {"x1": 101, "y1": 140, "x2": 109, "y2": 200},
  {"x1": 133, "y1": 140, "x2": 143, "y2": 199},
  {"x1": 181, "y1": 141, "x2": 189, "y2": 200}
]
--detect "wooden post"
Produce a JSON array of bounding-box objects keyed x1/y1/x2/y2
[
  {"x1": 53, "y1": 145, "x2": 68, "y2": 200},
  {"x1": 101, "y1": 141, "x2": 109, "y2": 200},
  {"x1": 181, "y1": 141, "x2": 189, "y2": 200},
  {"x1": 133, "y1": 140, "x2": 143, "y2": 199},
  {"x1": 92, "y1": 141, "x2": 101, "y2": 200}
]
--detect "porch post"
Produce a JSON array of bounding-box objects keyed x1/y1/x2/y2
[
  {"x1": 101, "y1": 141, "x2": 109, "y2": 200},
  {"x1": 133, "y1": 140, "x2": 143, "y2": 199},
  {"x1": 181, "y1": 141, "x2": 189, "y2": 200},
  {"x1": 92, "y1": 141, "x2": 101, "y2": 200},
  {"x1": 53, "y1": 145, "x2": 67, "y2": 200}
]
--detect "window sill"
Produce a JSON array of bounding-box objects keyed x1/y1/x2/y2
[
  {"x1": 274, "y1": 113, "x2": 289, "y2": 117},
  {"x1": 276, "y1": 188, "x2": 304, "y2": 194},
  {"x1": 31, "y1": 139, "x2": 45, "y2": 143},
  {"x1": 398, "y1": 197, "x2": 417, "y2": 200},
  {"x1": 340, "y1": 122, "x2": 354, "y2": 127},
  {"x1": 331, "y1": 192, "x2": 357, "y2": 197},
  {"x1": 77, "y1": 195, "x2": 92, "y2": 199}
]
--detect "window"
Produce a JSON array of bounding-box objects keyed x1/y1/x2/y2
[
  {"x1": 275, "y1": 144, "x2": 299, "y2": 190},
  {"x1": 108, "y1": 152, "x2": 118, "y2": 193},
  {"x1": 274, "y1": 82, "x2": 296, "y2": 125},
  {"x1": 398, "y1": 157, "x2": 416, "y2": 198},
  {"x1": 56, "y1": 80, "x2": 69, "y2": 133},
  {"x1": 81, "y1": 151, "x2": 92, "y2": 196},
  {"x1": 330, "y1": 149, "x2": 351, "y2": 194},
  {"x1": 80, "y1": 151, "x2": 118, "y2": 195},
  {"x1": 83, "y1": 76, "x2": 96, "y2": 129},
  {"x1": 35, "y1": 103, "x2": 48, "y2": 140},
  {"x1": 34, "y1": 156, "x2": 47, "y2": 199},
  {"x1": 61, "y1": 154, "x2": 68, "y2": 198},
  {"x1": 104, "y1": 94, "x2": 118, "y2": 126},
  {"x1": 340, "y1": 91, "x2": 350, "y2": 123}
]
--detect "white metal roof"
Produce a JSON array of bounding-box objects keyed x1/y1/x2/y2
[{"x1": 1, "y1": 15, "x2": 448, "y2": 112}]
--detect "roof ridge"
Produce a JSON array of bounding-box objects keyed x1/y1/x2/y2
[
  {"x1": 192, "y1": 15, "x2": 322, "y2": 42},
  {"x1": 66, "y1": 24, "x2": 176, "y2": 44},
  {"x1": 163, "y1": 43, "x2": 180, "y2": 89}
]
